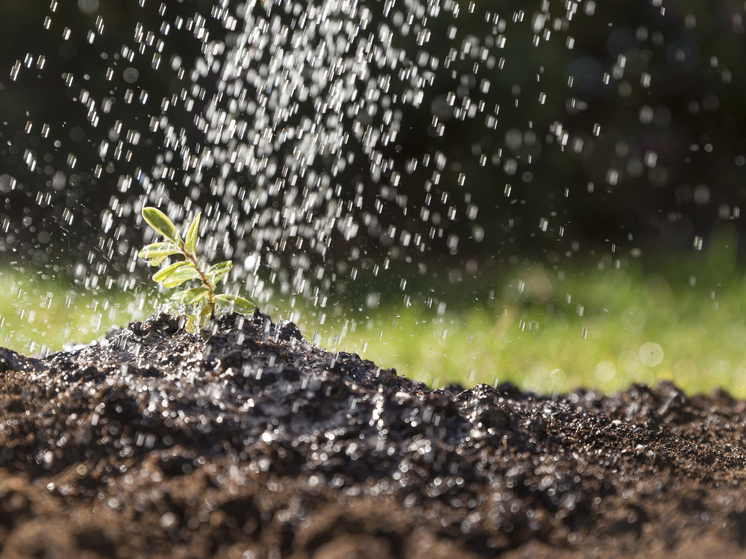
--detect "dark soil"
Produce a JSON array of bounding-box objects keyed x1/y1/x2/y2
[{"x1": 2, "y1": 310, "x2": 746, "y2": 558}]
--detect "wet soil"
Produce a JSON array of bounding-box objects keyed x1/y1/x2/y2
[{"x1": 2, "y1": 310, "x2": 746, "y2": 558}]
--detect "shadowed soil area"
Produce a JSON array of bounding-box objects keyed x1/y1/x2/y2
[{"x1": 1, "y1": 310, "x2": 746, "y2": 558}]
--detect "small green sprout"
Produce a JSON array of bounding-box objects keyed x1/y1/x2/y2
[{"x1": 138, "y1": 206, "x2": 254, "y2": 331}]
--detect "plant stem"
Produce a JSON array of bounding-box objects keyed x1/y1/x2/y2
[{"x1": 180, "y1": 242, "x2": 216, "y2": 317}]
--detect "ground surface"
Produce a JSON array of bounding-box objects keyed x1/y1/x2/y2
[{"x1": 1, "y1": 310, "x2": 746, "y2": 558}]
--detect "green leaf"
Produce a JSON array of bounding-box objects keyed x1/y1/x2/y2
[
  {"x1": 215, "y1": 293, "x2": 254, "y2": 314},
  {"x1": 138, "y1": 242, "x2": 181, "y2": 265},
  {"x1": 208, "y1": 261, "x2": 232, "y2": 275},
  {"x1": 198, "y1": 305, "x2": 213, "y2": 329},
  {"x1": 138, "y1": 242, "x2": 181, "y2": 258},
  {"x1": 171, "y1": 286, "x2": 209, "y2": 305},
  {"x1": 152, "y1": 261, "x2": 191, "y2": 283},
  {"x1": 171, "y1": 289, "x2": 190, "y2": 301},
  {"x1": 185, "y1": 212, "x2": 201, "y2": 254},
  {"x1": 161, "y1": 266, "x2": 201, "y2": 288},
  {"x1": 142, "y1": 207, "x2": 179, "y2": 242},
  {"x1": 207, "y1": 260, "x2": 232, "y2": 284}
]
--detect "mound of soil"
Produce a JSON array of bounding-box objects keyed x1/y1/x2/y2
[{"x1": 2, "y1": 310, "x2": 746, "y2": 558}]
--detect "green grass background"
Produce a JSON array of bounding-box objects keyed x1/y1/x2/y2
[{"x1": 3, "y1": 250, "x2": 746, "y2": 397}]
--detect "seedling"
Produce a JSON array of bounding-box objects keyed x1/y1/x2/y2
[{"x1": 138, "y1": 206, "x2": 254, "y2": 331}]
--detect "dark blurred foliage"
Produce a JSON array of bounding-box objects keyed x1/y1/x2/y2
[
  {"x1": 1, "y1": 0, "x2": 745, "y2": 283},
  {"x1": 0, "y1": 0, "x2": 212, "y2": 278},
  {"x1": 379, "y1": 0, "x2": 746, "y2": 266}
]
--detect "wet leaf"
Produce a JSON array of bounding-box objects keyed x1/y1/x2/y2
[
  {"x1": 161, "y1": 266, "x2": 201, "y2": 288},
  {"x1": 185, "y1": 212, "x2": 201, "y2": 254},
  {"x1": 208, "y1": 261, "x2": 232, "y2": 284},
  {"x1": 215, "y1": 293, "x2": 254, "y2": 313},
  {"x1": 142, "y1": 207, "x2": 179, "y2": 242},
  {"x1": 171, "y1": 289, "x2": 190, "y2": 301},
  {"x1": 171, "y1": 286, "x2": 210, "y2": 304},
  {"x1": 152, "y1": 261, "x2": 191, "y2": 283},
  {"x1": 138, "y1": 242, "x2": 181, "y2": 266},
  {"x1": 138, "y1": 242, "x2": 181, "y2": 259},
  {"x1": 199, "y1": 304, "x2": 213, "y2": 329},
  {"x1": 208, "y1": 261, "x2": 232, "y2": 275}
]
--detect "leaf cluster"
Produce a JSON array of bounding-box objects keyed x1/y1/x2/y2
[{"x1": 138, "y1": 207, "x2": 254, "y2": 331}]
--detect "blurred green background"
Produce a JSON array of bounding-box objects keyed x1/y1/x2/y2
[{"x1": 4, "y1": 241, "x2": 746, "y2": 396}]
